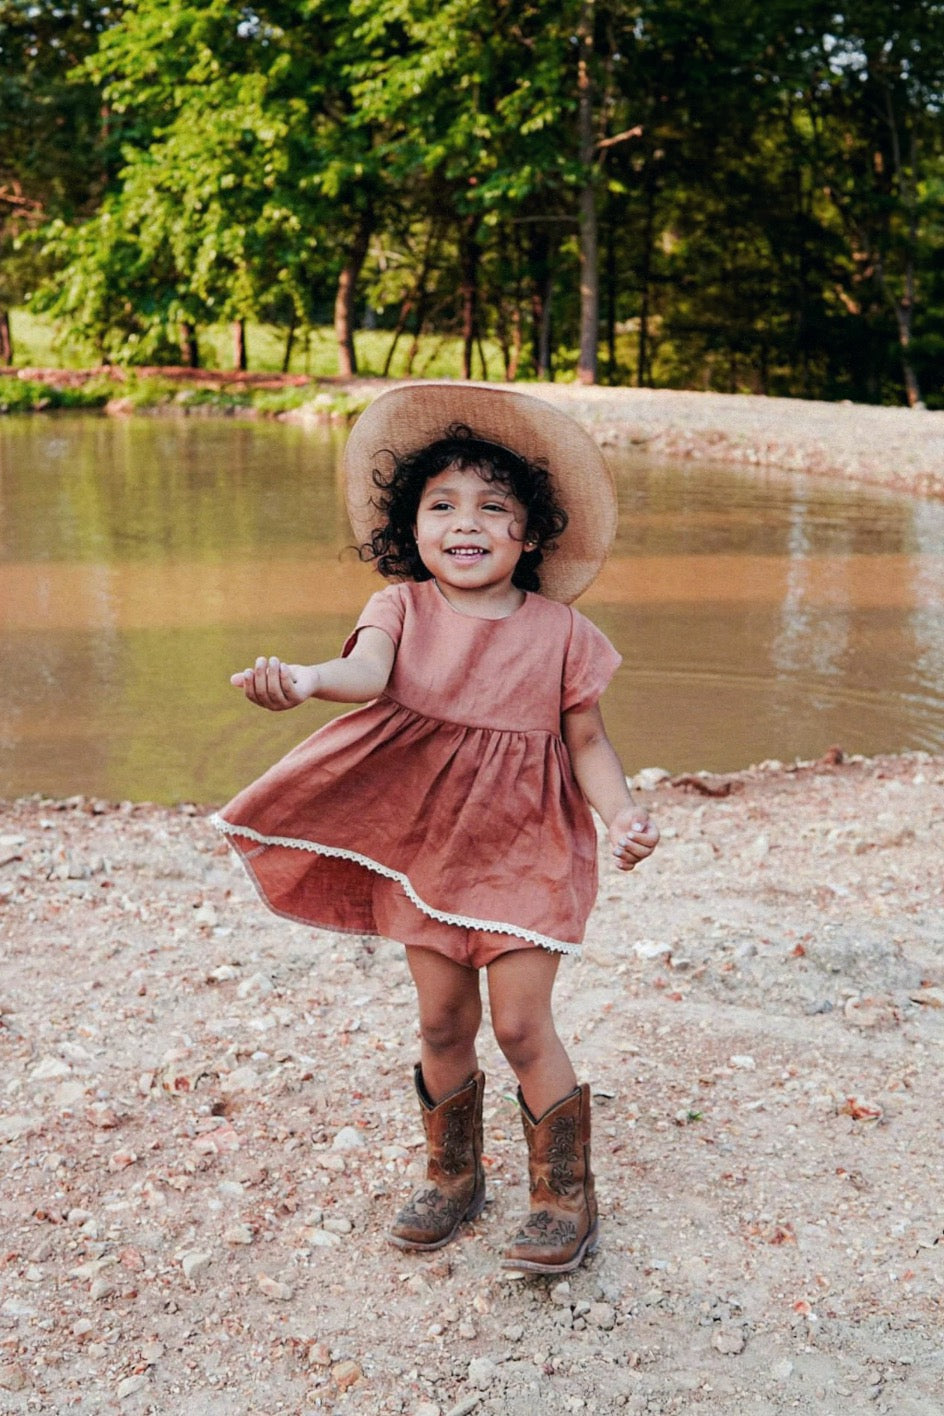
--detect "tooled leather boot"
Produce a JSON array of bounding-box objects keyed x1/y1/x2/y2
[
  {"x1": 501, "y1": 1082, "x2": 598, "y2": 1274},
  {"x1": 389, "y1": 1065, "x2": 486, "y2": 1251}
]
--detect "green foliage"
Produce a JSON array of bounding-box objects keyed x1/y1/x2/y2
[
  {"x1": 4, "y1": 0, "x2": 944, "y2": 404},
  {"x1": 0, "y1": 374, "x2": 111, "y2": 412}
]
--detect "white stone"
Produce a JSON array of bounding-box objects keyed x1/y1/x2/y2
[
  {"x1": 181, "y1": 1250, "x2": 213, "y2": 1281},
  {"x1": 332, "y1": 1126, "x2": 364, "y2": 1150},
  {"x1": 237, "y1": 971, "x2": 274, "y2": 999}
]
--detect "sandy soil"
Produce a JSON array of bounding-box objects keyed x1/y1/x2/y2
[
  {"x1": 2, "y1": 384, "x2": 943, "y2": 1414},
  {"x1": 1, "y1": 751, "x2": 943, "y2": 1416}
]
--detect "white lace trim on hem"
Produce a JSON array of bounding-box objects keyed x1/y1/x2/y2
[{"x1": 210, "y1": 813, "x2": 581, "y2": 957}]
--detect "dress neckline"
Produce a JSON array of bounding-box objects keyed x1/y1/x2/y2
[{"x1": 429, "y1": 579, "x2": 531, "y2": 622}]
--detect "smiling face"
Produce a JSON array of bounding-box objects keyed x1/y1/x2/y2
[{"x1": 413, "y1": 463, "x2": 534, "y2": 612}]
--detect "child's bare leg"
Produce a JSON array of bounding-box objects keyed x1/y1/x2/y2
[
  {"x1": 486, "y1": 949, "x2": 577, "y2": 1115},
  {"x1": 405, "y1": 946, "x2": 483, "y2": 1100}
]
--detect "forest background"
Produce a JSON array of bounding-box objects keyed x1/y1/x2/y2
[{"x1": 2, "y1": 0, "x2": 944, "y2": 407}]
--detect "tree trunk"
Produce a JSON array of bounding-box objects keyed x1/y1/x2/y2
[
  {"x1": 179, "y1": 322, "x2": 199, "y2": 368},
  {"x1": 637, "y1": 157, "x2": 656, "y2": 387},
  {"x1": 576, "y1": 1, "x2": 598, "y2": 386},
  {"x1": 529, "y1": 226, "x2": 554, "y2": 380},
  {"x1": 334, "y1": 205, "x2": 373, "y2": 379},
  {"x1": 232, "y1": 319, "x2": 247, "y2": 372},
  {"x1": 459, "y1": 217, "x2": 480, "y2": 381},
  {"x1": 281, "y1": 316, "x2": 297, "y2": 374},
  {"x1": 0, "y1": 308, "x2": 12, "y2": 365}
]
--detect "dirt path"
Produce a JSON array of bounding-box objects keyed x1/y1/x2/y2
[{"x1": 2, "y1": 751, "x2": 942, "y2": 1414}]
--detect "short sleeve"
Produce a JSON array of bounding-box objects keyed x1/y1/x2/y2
[
  {"x1": 341, "y1": 584, "x2": 406, "y2": 657},
  {"x1": 561, "y1": 608, "x2": 622, "y2": 713}
]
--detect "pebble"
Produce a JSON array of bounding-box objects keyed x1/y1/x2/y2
[
  {"x1": 117, "y1": 1374, "x2": 150, "y2": 1400},
  {"x1": 237, "y1": 970, "x2": 274, "y2": 998},
  {"x1": 414, "y1": 1402, "x2": 441, "y2": 1416},
  {"x1": 221, "y1": 1065, "x2": 261, "y2": 1093},
  {"x1": 447, "y1": 1394, "x2": 483, "y2": 1415},
  {"x1": 468, "y1": 1356, "x2": 496, "y2": 1389},
  {"x1": 588, "y1": 1302, "x2": 616, "y2": 1329},
  {"x1": 322, "y1": 1215, "x2": 354, "y2": 1234},
  {"x1": 30, "y1": 1055, "x2": 72, "y2": 1081},
  {"x1": 224, "y1": 1223, "x2": 254, "y2": 1245},
  {"x1": 181, "y1": 1250, "x2": 213, "y2": 1282},
  {"x1": 0, "y1": 1364, "x2": 28, "y2": 1392},
  {"x1": 306, "y1": 1229, "x2": 342, "y2": 1248},
  {"x1": 257, "y1": 1273, "x2": 294, "y2": 1301},
  {"x1": 551, "y1": 1280, "x2": 573, "y2": 1305},
  {"x1": 332, "y1": 1126, "x2": 364, "y2": 1150},
  {"x1": 712, "y1": 1327, "x2": 746, "y2": 1355},
  {"x1": 331, "y1": 1359, "x2": 362, "y2": 1390}
]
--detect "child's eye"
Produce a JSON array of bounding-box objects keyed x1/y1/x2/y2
[{"x1": 483, "y1": 502, "x2": 509, "y2": 512}]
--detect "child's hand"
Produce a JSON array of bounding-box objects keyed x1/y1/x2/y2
[
  {"x1": 230, "y1": 656, "x2": 320, "y2": 711},
  {"x1": 609, "y1": 809, "x2": 660, "y2": 872}
]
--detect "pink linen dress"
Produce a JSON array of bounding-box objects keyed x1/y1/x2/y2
[{"x1": 213, "y1": 579, "x2": 621, "y2": 962}]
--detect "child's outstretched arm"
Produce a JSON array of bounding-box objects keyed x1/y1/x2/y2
[
  {"x1": 562, "y1": 703, "x2": 660, "y2": 872},
  {"x1": 230, "y1": 627, "x2": 396, "y2": 710}
]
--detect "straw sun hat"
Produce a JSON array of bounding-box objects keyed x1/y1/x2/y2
[{"x1": 343, "y1": 381, "x2": 618, "y2": 603}]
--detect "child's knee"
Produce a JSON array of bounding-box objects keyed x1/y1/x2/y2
[
  {"x1": 492, "y1": 1012, "x2": 548, "y2": 1070},
  {"x1": 419, "y1": 999, "x2": 481, "y2": 1055}
]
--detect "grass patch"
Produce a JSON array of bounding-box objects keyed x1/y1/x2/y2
[{"x1": 0, "y1": 376, "x2": 112, "y2": 413}]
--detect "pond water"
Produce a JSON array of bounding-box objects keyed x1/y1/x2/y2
[{"x1": 2, "y1": 413, "x2": 943, "y2": 804}]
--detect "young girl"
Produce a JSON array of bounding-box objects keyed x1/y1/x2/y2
[{"x1": 214, "y1": 383, "x2": 659, "y2": 1275}]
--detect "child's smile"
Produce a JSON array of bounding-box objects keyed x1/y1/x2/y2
[{"x1": 414, "y1": 465, "x2": 531, "y2": 613}]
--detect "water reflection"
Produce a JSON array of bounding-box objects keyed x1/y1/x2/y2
[{"x1": 2, "y1": 414, "x2": 943, "y2": 804}]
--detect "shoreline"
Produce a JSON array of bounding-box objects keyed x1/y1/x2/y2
[{"x1": 7, "y1": 367, "x2": 944, "y2": 500}]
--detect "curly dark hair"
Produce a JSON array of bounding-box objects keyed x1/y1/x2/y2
[{"x1": 359, "y1": 424, "x2": 569, "y2": 593}]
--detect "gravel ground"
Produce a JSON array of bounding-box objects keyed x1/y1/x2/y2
[{"x1": 1, "y1": 752, "x2": 943, "y2": 1416}]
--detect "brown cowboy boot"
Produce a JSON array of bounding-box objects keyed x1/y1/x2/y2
[
  {"x1": 389, "y1": 1066, "x2": 486, "y2": 1251},
  {"x1": 501, "y1": 1082, "x2": 598, "y2": 1274}
]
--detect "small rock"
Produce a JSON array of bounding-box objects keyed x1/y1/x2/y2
[
  {"x1": 237, "y1": 970, "x2": 273, "y2": 999},
  {"x1": 331, "y1": 1359, "x2": 362, "y2": 1391},
  {"x1": 0, "y1": 1363, "x2": 28, "y2": 1392},
  {"x1": 181, "y1": 1250, "x2": 213, "y2": 1282},
  {"x1": 468, "y1": 1356, "x2": 496, "y2": 1389},
  {"x1": 89, "y1": 1276, "x2": 117, "y2": 1301},
  {"x1": 332, "y1": 1126, "x2": 364, "y2": 1151},
  {"x1": 107, "y1": 1148, "x2": 137, "y2": 1172},
  {"x1": 551, "y1": 1280, "x2": 573, "y2": 1305},
  {"x1": 322, "y1": 1215, "x2": 354, "y2": 1234},
  {"x1": 193, "y1": 902, "x2": 218, "y2": 928},
  {"x1": 414, "y1": 1402, "x2": 441, "y2": 1416},
  {"x1": 588, "y1": 1301, "x2": 616, "y2": 1329},
  {"x1": 117, "y1": 1374, "x2": 149, "y2": 1400},
  {"x1": 307, "y1": 1341, "x2": 331, "y2": 1368},
  {"x1": 772, "y1": 1359, "x2": 794, "y2": 1380},
  {"x1": 632, "y1": 767, "x2": 671, "y2": 790},
  {"x1": 306, "y1": 1229, "x2": 342, "y2": 1248},
  {"x1": 224, "y1": 1224, "x2": 254, "y2": 1245},
  {"x1": 30, "y1": 1055, "x2": 72, "y2": 1082},
  {"x1": 729, "y1": 1054, "x2": 756, "y2": 1071},
  {"x1": 221, "y1": 1065, "x2": 261, "y2": 1094},
  {"x1": 257, "y1": 1273, "x2": 294, "y2": 1301},
  {"x1": 711, "y1": 1327, "x2": 746, "y2": 1355}
]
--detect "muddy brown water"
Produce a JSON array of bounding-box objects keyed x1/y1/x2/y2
[{"x1": 2, "y1": 414, "x2": 942, "y2": 804}]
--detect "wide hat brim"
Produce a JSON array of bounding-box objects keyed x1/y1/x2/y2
[{"x1": 343, "y1": 381, "x2": 617, "y2": 603}]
